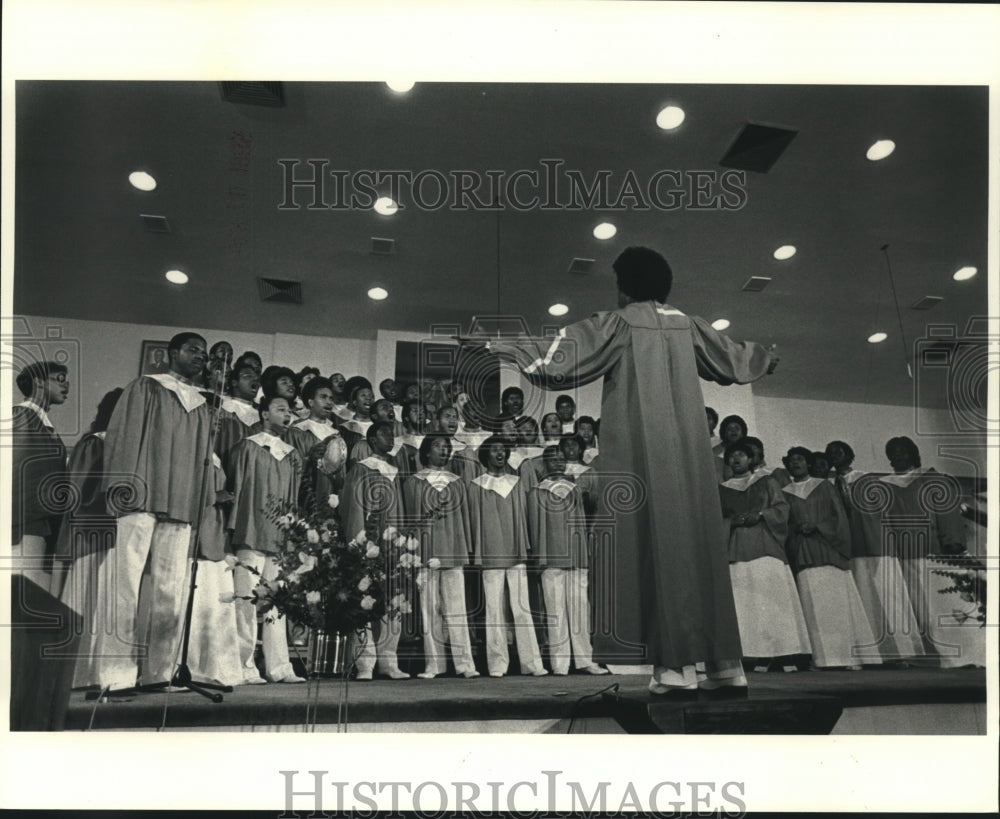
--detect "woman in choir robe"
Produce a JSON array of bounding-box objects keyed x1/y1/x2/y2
[
  {"x1": 717, "y1": 414, "x2": 748, "y2": 482},
  {"x1": 227, "y1": 395, "x2": 306, "y2": 684},
  {"x1": 340, "y1": 421, "x2": 409, "y2": 680},
  {"x1": 486, "y1": 247, "x2": 778, "y2": 694},
  {"x1": 403, "y1": 434, "x2": 479, "y2": 679},
  {"x1": 467, "y1": 436, "x2": 547, "y2": 677},
  {"x1": 436, "y1": 405, "x2": 482, "y2": 483},
  {"x1": 339, "y1": 383, "x2": 376, "y2": 465},
  {"x1": 55, "y1": 389, "x2": 122, "y2": 688},
  {"x1": 288, "y1": 377, "x2": 347, "y2": 512},
  {"x1": 501, "y1": 386, "x2": 541, "y2": 450},
  {"x1": 455, "y1": 399, "x2": 492, "y2": 453},
  {"x1": 518, "y1": 411, "x2": 563, "y2": 492},
  {"x1": 781, "y1": 447, "x2": 879, "y2": 670},
  {"x1": 396, "y1": 399, "x2": 427, "y2": 478},
  {"x1": 574, "y1": 416, "x2": 600, "y2": 466},
  {"x1": 558, "y1": 433, "x2": 598, "y2": 518},
  {"x1": 824, "y1": 439, "x2": 923, "y2": 664},
  {"x1": 526, "y1": 447, "x2": 608, "y2": 676},
  {"x1": 878, "y1": 436, "x2": 979, "y2": 667},
  {"x1": 328, "y1": 371, "x2": 354, "y2": 424},
  {"x1": 808, "y1": 451, "x2": 832, "y2": 480},
  {"x1": 744, "y1": 436, "x2": 791, "y2": 488},
  {"x1": 719, "y1": 441, "x2": 810, "y2": 671},
  {"x1": 346, "y1": 398, "x2": 403, "y2": 466}
]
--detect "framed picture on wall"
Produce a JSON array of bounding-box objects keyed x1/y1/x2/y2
[{"x1": 139, "y1": 340, "x2": 171, "y2": 376}]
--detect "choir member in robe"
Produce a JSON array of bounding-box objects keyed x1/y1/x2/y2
[
  {"x1": 824, "y1": 440, "x2": 923, "y2": 663},
  {"x1": 239, "y1": 351, "x2": 263, "y2": 375},
  {"x1": 467, "y1": 436, "x2": 547, "y2": 677},
  {"x1": 745, "y1": 436, "x2": 791, "y2": 488},
  {"x1": 706, "y1": 407, "x2": 721, "y2": 452},
  {"x1": 328, "y1": 372, "x2": 354, "y2": 423},
  {"x1": 455, "y1": 399, "x2": 492, "y2": 452},
  {"x1": 12, "y1": 360, "x2": 70, "y2": 593},
  {"x1": 878, "y1": 436, "x2": 978, "y2": 667},
  {"x1": 340, "y1": 380, "x2": 375, "y2": 464},
  {"x1": 348, "y1": 398, "x2": 403, "y2": 466},
  {"x1": 809, "y1": 451, "x2": 832, "y2": 480},
  {"x1": 218, "y1": 361, "x2": 261, "y2": 472},
  {"x1": 574, "y1": 416, "x2": 600, "y2": 465},
  {"x1": 396, "y1": 399, "x2": 427, "y2": 478},
  {"x1": 378, "y1": 378, "x2": 406, "y2": 434},
  {"x1": 227, "y1": 395, "x2": 306, "y2": 684},
  {"x1": 720, "y1": 441, "x2": 810, "y2": 671},
  {"x1": 95, "y1": 332, "x2": 213, "y2": 690},
  {"x1": 403, "y1": 434, "x2": 479, "y2": 679},
  {"x1": 555, "y1": 394, "x2": 577, "y2": 434},
  {"x1": 526, "y1": 446, "x2": 608, "y2": 676},
  {"x1": 558, "y1": 433, "x2": 598, "y2": 517},
  {"x1": 501, "y1": 386, "x2": 541, "y2": 449},
  {"x1": 55, "y1": 388, "x2": 122, "y2": 687},
  {"x1": 436, "y1": 405, "x2": 482, "y2": 483},
  {"x1": 288, "y1": 377, "x2": 347, "y2": 511},
  {"x1": 782, "y1": 447, "x2": 879, "y2": 670},
  {"x1": 485, "y1": 247, "x2": 777, "y2": 694},
  {"x1": 340, "y1": 421, "x2": 409, "y2": 679},
  {"x1": 717, "y1": 414, "x2": 748, "y2": 481}
]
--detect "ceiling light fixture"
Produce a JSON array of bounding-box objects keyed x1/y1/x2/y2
[
  {"x1": 953, "y1": 266, "x2": 977, "y2": 281},
  {"x1": 129, "y1": 171, "x2": 157, "y2": 191},
  {"x1": 773, "y1": 245, "x2": 796, "y2": 260},
  {"x1": 711, "y1": 319, "x2": 731, "y2": 331},
  {"x1": 548, "y1": 303, "x2": 569, "y2": 317},
  {"x1": 867, "y1": 332, "x2": 887, "y2": 344},
  {"x1": 656, "y1": 105, "x2": 685, "y2": 130},
  {"x1": 386, "y1": 80, "x2": 415, "y2": 93},
  {"x1": 367, "y1": 287, "x2": 389, "y2": 301},
  {"x1": 165, "y1": 269, "x2": 188, "y2": 285},
  {"x1": 374, "y1": 197, "x2": 398, "y2": 216},
  {"x1": 593, "y1": 222, "x2": 617, "y2": 240},
  {"x1": 866, "y1": 140, "x2": 895, "y2": 161}
]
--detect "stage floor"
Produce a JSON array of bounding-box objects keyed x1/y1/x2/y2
[{"x1": 65, "y1": 667, "x2": 987, "y2": 734}]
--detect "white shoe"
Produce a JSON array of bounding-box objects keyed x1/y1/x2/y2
[
  {"x1": 582, "y1": 664, "x2": 610, "y2": 675},
  {"x1": 489, "y1": 671, "x2": 504, "y2": 678},
  {"x1": 698, "y1": 674, "x2": 748, "y2": 691},
  {"x1": 460, "y1": 670, "x2": 480, "y2": 679},
  {"x1": 242, "y1": 676, "x2": 268, "y2": 686},
  {"x1": 383, "y1": 668, "x2": 411, "y2": 680},
  {"x1": 648, "y1": 679, "x2": 698, "y2": 696},
  {"x1": 552, "y1": 669, "x2": 569, "y2": 676},
  {"x1": 417, "y1": 671, "x2": 440, "y2": 679},
  {"x1": 269, "y1": 674, "x2": 306, "y2": 684},
  {"x1": 355, "y1": 670, "x2": 373, "y2": 681},
  {"x1": 529, "y1": 668, "x2": 549, "y2": 677}
]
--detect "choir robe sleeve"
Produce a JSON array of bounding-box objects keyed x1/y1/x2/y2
[
  {"x1": 812, "y1": 481, "x2": 851, "y2": 561},
  {"x1": 11, "y1": 406, "x2": 67, "y2": 541},
  {"x1": 688, "y1": 315, "x2": 774, "y2": 385},
  {"x1": 755, "y1": 476, "x2": 790, "y2": 546},
  {"x1": 341, "y1": 461, "x2": 404, "y2": 543},
  {"x1": 197, "y1": 458, "x2": 229, "y2": 561},
  {"x1": 403, "y1": 477, "x2": 472, "y2": 567},
  {"x1": 54, "y1": 433, "x2": 111, "y2": 559}
]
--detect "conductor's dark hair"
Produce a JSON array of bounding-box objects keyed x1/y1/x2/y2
[
  {"x1": 724, "y1": 440, "x2": 756, "y2": 464},
  {"x1": 477, "y1": 435, "x2": 511, "y2": 468},
  {"x1": 825, "y1": 440, "x2": 856, "y2": 466},
  {"x1": 885, "y1": 436, "x2": 921, "y2": 468},
  {"x1": 260, "y1": 366, "x2": 298, "y2": 399},
  {"x1": 706, "y1": 406, "x2": 719, "y2": 425},
  {"x1": 418, "y1": 432, "x2": 452, "y2": 466},
  {"x1": 16, "y1": 360, "x2": 68, "y2": 398},
  {"x1": 719, "y1": 414, "x2": 749, "y2": 438},
  {"x1": 613, "y1": 246, "x2": 673, "y2": 303},
  {"x1": 782, "y1": 446, "x2": 814, "y2": 469},
  {"x1": 167, "y1": 332, "x2": 206, "y2": 356},
  {"x1": 301, "y1": 376, "x2": 334, "y2": 405},
  {"x1": 91, "y1": 388, "x2": 124, "y2": 433},
  {"x1": 366, "y1": 420, "x2": 395, "y2": 446}
]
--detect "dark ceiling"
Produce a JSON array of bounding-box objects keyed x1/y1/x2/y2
[{"x1": 13, "y1": 81, "x2": 989, "y2": 407}]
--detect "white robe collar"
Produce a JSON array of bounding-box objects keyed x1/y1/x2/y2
[
  {"x1": 414, "y1": 468, "x2": 461, "y2": 491},
  {"x1": 879, "y1": 467, "x2": 931, "y2": 488},
  {"x1": 835, "y1": 469, "x2": 865, "y2": 486},
  {"x1": 582, "y1": 447, "x2": 599, "y2": 465},
  {"x1": 341, "y1": 418, "x2": 372, "y2": 436},
  {"x1": 146, "y1": 373, "x2": 206, "y2": 413},
  {"x1": 538, "y1": 477, "x2": 577, "y2": 500},
  {"x1": 222, "y1": 396, "x2": 259, "y2": 427},
  {"x1": 294, "y1": 417, "x2": 339, "y2": 441},
  {"x1": 359, "y1": 455, "x2": 399, "y2": 481},
  {"x1": 782, "y1": 477, "x2": 824, "y2": 500},
  {"x1": 456, "y1": 429, "x2": 490, "y2": 450},
  {"x1": 565, "y1": 462, "x2": 591, "y2": 477},
  {"x1": 247, "y1": 431, "x2": 294, "y2": 461},
  {"x1": 721, "y1": 471, "x2": 768, "y2": 491},
  {"x1": 509, "y1": 446, "x2": 543, "y2": 470},
  {"x1": 402, "y1": 433, "x2": 425, "y2": 450},
  {"x1": 332, "y1": 403, "x2": 354, "y2": 421},
  {"x1": 472, "y1": 472, "x2": 519, "y2": 498},
  {"x1": 16, "y1": 400, "x2": 54, "y2": 429}
]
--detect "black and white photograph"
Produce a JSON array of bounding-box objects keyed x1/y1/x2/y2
[{"x1": 2, "y1": 1, "x2": 997, "y2": 816}]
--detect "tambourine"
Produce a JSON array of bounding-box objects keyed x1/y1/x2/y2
[{"x1": 320, "y1": 435, "x2": 348, "y2": 474}]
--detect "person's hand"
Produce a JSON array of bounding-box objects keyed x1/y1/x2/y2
[{"x1": 766, "y1": 344, "x2": 780, "y2": 375}]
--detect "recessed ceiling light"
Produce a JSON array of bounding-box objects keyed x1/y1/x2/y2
[
  {"x1": 773, "y1": 245, "x2": 796, "y2": 260},
  {"x1": 548, "y1": 303, "x2": 569, "y2": 317},
  {"x1": 374, "y1": 197, "x2": 398, "y2": 216},
  {"x1": 866, "y1": 140, "x2": 895, "y2": 161},
  {"x1": 367, "y1": 287, "x2": 389, "y2": 301},
  {"x1": 386, "y1": 80, "x2": 415, "y2": 93},
  {"x1": 129, "y1": 171, "x2": 157, "y2": 191},
  {"x1": 165, "y1": 269, "x2": 188, "y2": 285},
  {"x1": 593, "y1": 222, "x2": 617, "y2": 240},
  {"x1": 868, "y1": 332, "x2": 888, "y2": 344},
  {"x1": 656, "y1": 105, "x2": 685, "y2": 130},
  {"x1": 953, "y1": 266, "x2": 977, "y2": 281},
  {"x1": 711, "y1": 319, "x2": 731, "y2": 331}
]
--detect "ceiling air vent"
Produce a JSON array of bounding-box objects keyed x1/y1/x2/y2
[
  {"x1": 140, "y1": 214, "x2": 171, "y2": 233},
  {"x1": 568, "y1": 257, "x2": 595, "y2": 275},
  {"x1": 371, "y1": 237, "x2": 396, "y2": 255},
  {"x1": 720, "y1": 122, "x2": 798, "y2": 173},
  {"x1": 911, "y1": 295, "x2": 943, "y2": 311},
  {"x1": 257, "y1": 277, "x2": 303, "y2": 304},
  {"x1": 220, "y1": 81, "x2": 285, "y2": 107},
  {"x1": 741, "y1": 276, "x2": 772, "y2": 292}
]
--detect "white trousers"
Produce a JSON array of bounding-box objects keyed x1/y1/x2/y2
[
  {"x1": 233, "y1": 549, "x2": 294, "y2": 680},
  {"x1": 93, "y1": 513, "x2": 191, "y2": 688},
  {"x1": 12, "y1": 534, "x2": 51, "y2": 593},
  {"x1": 541, "y1": 568, "x2": 596, "y2": 673},
  {"x1": 482, "y1": 564, "x2": 543, "y2": 675},
  {"x1": 60, "y1": 550, "x2": 112, "y2": 688},
  {"x1": 188, "y1": 559, "x2": 245, "y2": 686},
  {"x1": 418, "y1": 567, "x2": 475, "y2": 675},
  {"x1": 354, "y1": 616, "x2": 404, "y2": 675},
  {"x1": 653, "y1": 659, "x2": 744, "y2": 687}
]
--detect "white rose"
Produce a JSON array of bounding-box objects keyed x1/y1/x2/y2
[
  {"x1": 306, "y1": 529, "x2": 320, "y2": 544},
  {"x1": 427, "y1": 557, "x2": 441, "y2": 569},
  {"x1": 399, "y1": 600, "x2": 412, "y2": 615},
  {"x1": 383, "y1": 525, "x2": 399, "y2": 541},
  {"x1": 358, "y1": 575, "x2": 372, "y2": 592},
  {"x1": 395, "y1": 534, "x2": 409, "y2": 549},
  {"x1": 218, "y1": 592, "x2": 236, "y2": 604},
  {"x1": 305, "y1": 590, "x2": 322, "y2": 604},
  {"x1": 328, "y1": 494, "x2": 340, "y2": 509},
  {"x1": 365, "y1": 543, "x2": 380, "y2": 559},
  {"x1": 406, "y1": 536, "x2": 420, "y2": 552},
  {"x1": 360, "y1": 595, "x2": 376, "y2": 610},
  {"x1": 280, "y1": 513, "x2": 295, "y2": 527},
  {"x1": 353, "y1": 529, "x2": 367, "y2": 545},
  {"x1": 390, "y1": 593, "x2": 406, "y2": 608},
  {"x1": 397, "y1": 553, "x2": 413, "y2": 568}
]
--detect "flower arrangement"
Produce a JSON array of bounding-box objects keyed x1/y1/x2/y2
[
  {"x1": 232, "y1": 493, "x2": 420, "y2": 636},
  {"x1": 931, "y1": 553, "x2": 986, "y2": 627}
]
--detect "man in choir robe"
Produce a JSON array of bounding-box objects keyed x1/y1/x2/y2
[
  {"x1": 501, "y1": 386, "x2": 540, "y2": 449},
  {"x1": 483, "y1": 246, "x2": 777, "y2": 694},
  {"x1": 12, "y1": 360, "x2": 70, "y2": 592},
  {"x1": 555, "y1": 394, "x2": 577, "y2": 434},
  {"x1": 288, "y1": 376, "x2": 346, "y2": 510},
  {"x1": 95, "y1": 332, "x2": 213, "y2": 690},
  {"x1": 218, "y1": 361, "x2": 261, "y2": 472}
]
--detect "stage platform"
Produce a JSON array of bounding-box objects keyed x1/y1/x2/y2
[{"x1": 64, "y1": 667, "x2": 987, "y2": 734}]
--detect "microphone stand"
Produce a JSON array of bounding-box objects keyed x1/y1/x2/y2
[{"x1": 88, "y1": 353, "x2": 234, "y2": 703}]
